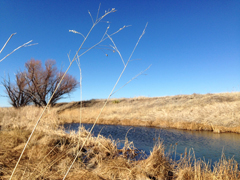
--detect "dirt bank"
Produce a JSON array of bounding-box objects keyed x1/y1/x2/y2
[{"x1": 56, "y1": 92, "x2": 240, "y2": 133}]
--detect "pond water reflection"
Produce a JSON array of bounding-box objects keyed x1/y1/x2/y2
[{"x1": 64, "y1": 123, "x2": 240, "y2": 163}]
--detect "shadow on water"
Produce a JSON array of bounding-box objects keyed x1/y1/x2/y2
[{"x1": 64, "y1": 123, "x2": 240, "y2": 164}]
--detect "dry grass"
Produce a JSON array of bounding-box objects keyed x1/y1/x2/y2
[
  {"x1": 174, "y1": 149, "x2": 240, "y2": 180},
  {"x1": 1, "y1": 106, "x2": 239, "y2": 179},
  {"x1": 57, "y1": 92, "x2": 240, "y2": 133},
  {"x1": 2, "y1": 5, "x2": 239, "y2": 179}
]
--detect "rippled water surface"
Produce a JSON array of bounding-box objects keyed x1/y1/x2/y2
[{"x1": 64, "y1": 123, "x2": 240, "y2": 163}]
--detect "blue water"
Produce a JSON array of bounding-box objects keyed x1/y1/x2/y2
[{"x1": 64, "y1": 123, "x2": 240, "y2": 164}]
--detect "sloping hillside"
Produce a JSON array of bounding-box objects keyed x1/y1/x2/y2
[{"x1": 57, "y1": 92, "x2": 240, "y2": 133}]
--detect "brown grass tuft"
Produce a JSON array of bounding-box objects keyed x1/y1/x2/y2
[{"x1": 141, "y1": 141, "x2": 173, "y2": 179}]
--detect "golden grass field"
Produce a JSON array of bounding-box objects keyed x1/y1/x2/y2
[
  {"x1": 57, "y1": 92, "x2": 240, "y2": 133},
  {"x1": 0, "y1": 92, "x2": 240, "y2": 179}
]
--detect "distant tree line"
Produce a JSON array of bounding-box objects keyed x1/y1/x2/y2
[{"x1": 2, "y1": 59, "x2": 78, "y2": 108}]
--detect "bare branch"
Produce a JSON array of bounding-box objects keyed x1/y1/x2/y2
[
  {"x1": 0, "y1": 94, "x2": 8, "y2": 97},
  {"x1": 1, "y1": 73, "x2": 31, "y2": 108}
]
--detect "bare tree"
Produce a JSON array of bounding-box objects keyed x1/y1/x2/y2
[
  {"x1": 2, "y1": 72, "x2": 31, "y2": 108},
  {"x1": 2, "y1": 59, "x2": 78, "y2": 107}
]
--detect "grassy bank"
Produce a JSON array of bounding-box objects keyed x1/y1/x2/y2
[
  {"x1": 57, "y1": 92, "x2": 240, "y2": 133},
  {"x1": 0, "y1": 106, "x2": 240, "y2": 179}
]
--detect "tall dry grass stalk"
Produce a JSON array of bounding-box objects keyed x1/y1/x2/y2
[
  {"x1": 63, "y1": 10, "x2": 149, "y2": 180},
  {"x1": 0, "y1": 33, "x2": 37, "y2": 63},
  {"x1": 9, "y1": 7, "x2": 114, "y2": 178},
  {"x1": 75, "y1": 52, "x2": 83, "y2": 150},
  {"x1": 7, "y1": 5, "x2": 150, "y2": 179}
]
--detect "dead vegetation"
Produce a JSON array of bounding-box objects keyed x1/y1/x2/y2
[
  {"x1": 0, "y1": 106, "x2": 240, "y2": 179},
  {"x1": 57, "y1": 92, "x2": 240, "y2": 133}
]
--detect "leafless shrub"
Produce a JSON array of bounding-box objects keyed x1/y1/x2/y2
[
  {"x1": 2, "y1": 73, "x2": 30, "y2": 108},
  {"x1": 2, "y1": 59, "x2": 78, "y2": 108}
]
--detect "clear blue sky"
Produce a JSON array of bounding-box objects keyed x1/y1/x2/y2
[{"x1": 0, "y1": 0, "x2": 239, "y2": 107}]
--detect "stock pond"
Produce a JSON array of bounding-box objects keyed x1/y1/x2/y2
[{"x1": 64, "y1": 123, "x2": 240, "y2": 164}]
